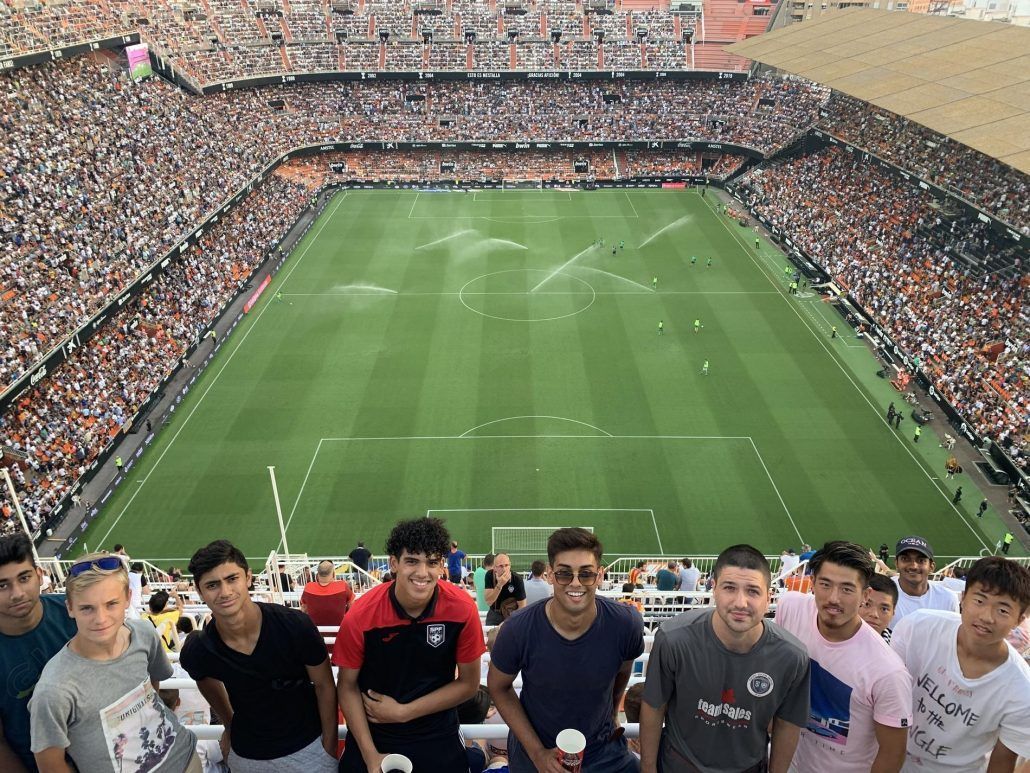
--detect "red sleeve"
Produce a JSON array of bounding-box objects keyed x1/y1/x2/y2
[
  {"x1": 332, "y1": 609, "x2": 365, "y2": 669},
  {"x1": 344, "y1": 585, "x2": 354, "y2": 611},
  {"x1": 456, "y1": 595, "x2": 487, "y2": 664}
]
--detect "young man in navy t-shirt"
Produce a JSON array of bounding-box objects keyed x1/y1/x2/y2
[
  {"x1": 489, "y1": 528, "x2": 644, "y2": 773},
  {"x1": 334, "y1": 518, "x2": 485, "y2": 772}
]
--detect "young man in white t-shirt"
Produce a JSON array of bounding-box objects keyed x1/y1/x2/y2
[
  {"x1": 891, "y1": 536, "x2": 958, "y2": 624},
  {"x1": 891, "y1": 556, "x2": 1030, "y2": 772},
  {"x1": 776, "y1": 540, "x2": 912, "y2": 773}
]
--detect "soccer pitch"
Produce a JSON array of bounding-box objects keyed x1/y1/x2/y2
[{"x1": 81, "y1": 188, "x2": 1015, "y2": 562}]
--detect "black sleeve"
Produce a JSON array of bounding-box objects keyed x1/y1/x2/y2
[
  {"x1": 485, "y1": 571, "x2": 496, "y2": 589},
  {"x1": 513, "y1": 575, "x2": 526, "y2": 602},
  {"x1": 179, "y1": 631, "x2": 210, "y2": 681},
  {"x1": 292, "y1": 608, "x2": 330, "y2": 667}
]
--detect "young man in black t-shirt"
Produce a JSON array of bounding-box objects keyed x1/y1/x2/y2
[
  {"x1": 484, "y1": 553, "x2": 526, "y2": 625},
  {"x1": 180, "y1": 540, "x2": 339, "y2": 772},
  {"x1": 334, "y1": 518, "x2": 485, "y2": 772}
]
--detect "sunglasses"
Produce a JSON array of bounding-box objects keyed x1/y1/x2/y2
[
  {"x1": 552, "y1": 569, "x2": 600, "y2": 587},
  {"x1": 69, "y1": 556, "x2": 124, "y2": 577}
]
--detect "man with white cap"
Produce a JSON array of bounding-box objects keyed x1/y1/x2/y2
[{"x1": 891, "y1": 536, "x2": 958, "y2": 625}]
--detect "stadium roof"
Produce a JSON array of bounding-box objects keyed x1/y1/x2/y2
[{"x1": 726, "y1": 9, "x2": 1030, "y2": 175}]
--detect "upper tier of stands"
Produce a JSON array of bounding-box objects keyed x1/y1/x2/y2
[{"x1": 1, "y1": 0, "x2": 765, "y2": 79}]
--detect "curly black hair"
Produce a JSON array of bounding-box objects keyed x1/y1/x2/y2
[{"x1": 385, "y1": 517, "x2": 451, "y2": 560}]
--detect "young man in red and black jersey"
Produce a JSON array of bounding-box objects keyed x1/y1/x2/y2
[{"x1": 334, "y1": 518, "x2": 485, "y2": 772}]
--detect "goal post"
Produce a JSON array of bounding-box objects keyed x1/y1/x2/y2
[{"x1": 491, "y1": 526, "x2": 594, "y2": 557}]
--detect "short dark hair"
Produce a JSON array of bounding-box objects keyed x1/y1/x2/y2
[
  {"x1": 621, "y1": 582, "x2": 636, "y2": 594},
  {"x1": 0, "y1": 533, "x2": 36, "y2": 569},
  {"x1": 188, "y1": 540, "x2": 250, "y2": 584},
  {"x1": 713, "y1": 544, "x2": 771, "y2": 586},
  {"x1": 176, "y1": 617, "x2": 195, "y2": 635},
  {"x1": 809, "y1": 541, "x2": 874, "y2": 588},
  {"x1": 952, "y1": 565, "x2": 968, "y2": 580},
  {"x1": 113, "y1": 544, "x2": 124, "y2": 552},
  {"x1": 681, "y1": 558, "x2": 693, "y2": 569},
  {"x1": 130, "y1": 562, "x2": 144, "y2": 573},
  {"x1": 385, "y1": 517, "x2": 450, "y2": 560},
  {"x1": 547, "y1": 528, "x2": 603, "y2": 566},
  {"x1": 964, "y1": 557, "x2": 1030, "y2": 614},
  {"x1": 867, "y1": 573, "x2": 898, "y2": 606},
  {"x1": 623, "y1": 683, "x2": 645, "y2": 723},
  {"x1": 483, "y1": 553, "x2": 495, "y2": 568},
  {"x1": 148, "y1": 590, "x2": 170, "y2": 613},
  {"x1": 530, "y1": 560, "x2": 546, "y2": 577}
]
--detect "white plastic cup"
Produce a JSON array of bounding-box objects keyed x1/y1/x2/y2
[
  {"x1": 555, "y1": 728, "x2": 586, "y2": 772},
  {"x1": 381, "y1": 753, "x2": 413, "y2": 773}
]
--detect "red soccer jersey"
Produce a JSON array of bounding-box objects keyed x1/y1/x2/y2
[{"x1": 300, "y1": 580, "x2": 354, "y2": 630}]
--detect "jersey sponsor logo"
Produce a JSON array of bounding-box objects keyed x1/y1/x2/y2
[
  {"x1": 427, "y1": 623, "x2": 446, "y2": 648},
  {"x1": 696, "y1": 697, "x2": 752, "y2": 725},
  {"x1": 747, "y1": 672, "x2": 774, "y2": 698}
]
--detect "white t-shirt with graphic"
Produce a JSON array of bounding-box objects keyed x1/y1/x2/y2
[
  {"x1": 775, "y1": 592, "x2": 913, "y2": 773},
  {"x1": 891, "y1": 609, "x2": 1030, "y2": 772}
]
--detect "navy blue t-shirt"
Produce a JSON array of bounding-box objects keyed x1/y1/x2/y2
[
  {"x1": 490, "y1": 597, "x2": 644, "y2": 759},
  {"x1": 0, "y1": 594, "x2": 77, "y2": 771}
]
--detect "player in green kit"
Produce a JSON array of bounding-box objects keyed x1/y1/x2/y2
[{"x1": 701, "y1": 359, "x2": 709, "y2": 375}]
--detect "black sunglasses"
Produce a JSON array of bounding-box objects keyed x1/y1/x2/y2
[{"x1": 552, "y1": 569, "x2": 600, "y2": 586}]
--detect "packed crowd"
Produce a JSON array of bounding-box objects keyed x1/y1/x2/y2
[
  {"x1": 0, "y1": 168, "x2": 316, "y2": 536},
  {"x1": 734, "y1": 147, "x2": 1029, "y2": 458},
  {"x1": 820, "y1": 93, "x2": 1030, "y2": 233},
  {"x1": 2, "y1": 524, "x2": 1029, "y2": 773}
]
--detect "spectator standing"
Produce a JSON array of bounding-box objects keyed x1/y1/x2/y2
[
  {"x1": 447, "y1": 542, "x2": 467, "y2": 585},
  {"x1": 656, "y1": 562, "x2": 679, "y2": 591},
  {"x1": 640, "y1": 544, "x2": 810, "y2": 773},
  {"x1": 29, "y1": 554, "x2": 199, "y2": 772},
  {"x1": 127, "y1": 562, "x2": 148, "y2": 620},
  {"x1": 628, "y1": 561, "x2": 645, "y2": 589},
  {"x1": 334, "y1": 517, "x2": 484, "y2": 772},
  {"x1": 300, "y1": 560, "x2": 354, "y2": 633},
  {"x1": 484, "y1": 554, "x2": 526, "y2": 626},
  {"x1": 348, "y1": 542, "x2": 371, "y2": 574},
  {"x1": 489, "y1": 528, "x2": 643, "y2": 773},
  {"x1": 677, "y1": 558, "x2": 700, "y2": 595},
  {"x1": 180, "y1": 541, "x2": 338, "y2": 772},
  {"x1": 0, "y1": 534, "x2": 78, "y2": 772},
  {"x1": 475, "y1": 554, "x2": 495, "y2": 613},
  {"x1": 779, "y1": 549, "x2": 800, "y2": 579},
  {"x1": 775, "y1": 541, "x2": 912, "y2": 772},
  {"x1": 891, "y1": 537, "x2": 959, "y2": 624},
  {"x1": 523, "y1": 561, "x2": 553, "y2": 606},
  {"x1": 891, "y1": 557, "x2": 1030, "y2": 771},
  {"x1": 860, "y1": 572, "x2": 898, "y2": 644}
]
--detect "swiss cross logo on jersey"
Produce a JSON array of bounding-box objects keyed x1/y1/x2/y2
[{"x1": 427, "y1": 624, "x2": 446, "y2": 648}]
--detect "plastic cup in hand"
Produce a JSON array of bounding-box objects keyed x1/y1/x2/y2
[
  {"x1": 555, "y1": 729, "x2": 586, "y2": 772},
  {"x1": 380, "y1": 753, "x2": 413, "y2": 773}
]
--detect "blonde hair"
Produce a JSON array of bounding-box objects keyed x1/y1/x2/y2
[{"x1": 65, "y1": 553, "x2": 129, "y2": 602}]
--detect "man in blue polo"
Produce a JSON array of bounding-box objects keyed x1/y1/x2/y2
[{"x1": 0, "y1": 534, "x2": 77, "y2": 772}]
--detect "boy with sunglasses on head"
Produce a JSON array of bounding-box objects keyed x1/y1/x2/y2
[
  {"x1": 0, "y1": 534, "x2": 78, "y2": 772},
  {"x1": 29, "y1": 554, "x2": 200, "y2": 772},
  {"x1": 488, "y1": 528, "x2": 644, "y2": 773}
]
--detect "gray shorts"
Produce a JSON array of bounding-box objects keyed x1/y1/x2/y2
[{"x1": 227, "y1": 735, "x2": 337, "y2": 773}]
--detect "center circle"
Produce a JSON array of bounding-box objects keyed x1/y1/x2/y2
[{"x1": 458, "y1": 269, "x2": 596, "y2": 322}]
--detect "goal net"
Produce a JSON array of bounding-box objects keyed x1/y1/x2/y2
[{"x1": 491, "y1": 526, "x2": 594, "y2": 556}]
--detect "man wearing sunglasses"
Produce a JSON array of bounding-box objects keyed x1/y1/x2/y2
[
  {"x1": 0, "y1": 534, "x2": 77, "y2": 772},
  {"x1": 489, "y1": 528, "x2": 644, "y2": 773}
]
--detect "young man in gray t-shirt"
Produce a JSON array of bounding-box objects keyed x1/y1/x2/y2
[{"x1": 641, "y1": 545, "x2": 810, "y2": 773}]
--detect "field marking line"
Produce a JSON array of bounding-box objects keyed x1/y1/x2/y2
[
  {"x1": 747, "y1": 438, "x2": 804, "y2": 545},
  {"x1": 459, "y1": 416, "x2": 614, "y2": 438},
  {"x1": 701, "y1": 195, "x2": 990, "y2": 552},
  {"x1": 276, "y1": 437, "x2": 325, "y2": 552},
  {"x1": 406, "y1": 191, "x2": 421, "y2": 220},
  {"x1": 624, "y1": 191, "x2": 641, "y2": 219},
  {"x1": 318, "y1": 434, "x2": 753, "y2": 441},
  {"x1": 284, "y1": 291, "x2": 778, "y2": 297},
  {"x1": 95, "y1": 192, "x2": 349, "y2": 547},
  {"x1": 648, "y1": 508, "x2": 664, "y2": 553}
]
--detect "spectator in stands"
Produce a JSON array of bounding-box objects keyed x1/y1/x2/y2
[
  {"x1": 891, "y1": 557, "x2": 1030, "y2": 771},
  {"x1": 656, "y1": 561, "x2": 679, "y2": 591},
  {"x1": 334, "y1": 517, "x2": 484, "y2": 772},
  {"x1": 127, "y1": 562, "x2": 148, "y2": 620},
  {"x1": 628, "y1": 561, "x2": 645, "y2": 589},
  {"x1": 618, "y1": 582, "x2": 645, "y2": 615},
  {"x1": 489, "y1": 528, "x2": 643, "y2": 773},
  {"x1": 300, "y1": 560, "x2": 354, "y2": 634},
  {"x1": 0, "y1": 533, "x2": 77, "y2": 772},
  {"x1": 523, "y1": 560, "x2": 552, "y2": 606},
  {"x1": 778, "y1": 548, "x2": 800, "y2": 580},
  {"x1": 28, "y1": 554, "x2": 200, "y2": 772},
  {"x1": 447, "y1": 541, "x2": 467, "y2": 585},
  {"x1": 277, "y1": 564, "x2": 295, "y2": 594},
  {"x1": 891, "y1": 536, "x2": 959, "y2": 624},
  {"x1": 180, "y1": 540, "x2": 338, "y2": 772},
  {"x1": 143, "y1": 586, "x2": 183, "y2": 653},
  {"x1": 484, "y1": 553, "x2": 526, "y2": 626},
  {"x1": 622, "y1": 683, "x2": 645, "y2": 758},
  {"x1": 348, "y1": 541, "x2": 371, "y2": 574},
  {"x1": 940, "y1": 563, "x2": 968, "y2": 593},
  {"x1": 859, "y1": 572, "x2": 898, "y2": 644},
  {"x1": 678, "y1": 558, "x2": 700, "y2": 595},
  {"x1": 640, "y1": 544, "x2": 810, "y2": 773},
  {"x1": 475, "y1": 553, "x2": 495, "y2": 613},
  {"x1": 775, "y1": 541, "x2": 912, "y2": 772}
]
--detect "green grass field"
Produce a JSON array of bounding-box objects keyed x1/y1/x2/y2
[{"x1": 80, "y1": 188, "x2": 1020, "y2": 563}]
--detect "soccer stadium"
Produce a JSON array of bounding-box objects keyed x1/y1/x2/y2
[{"x1": 1, "y1": 0, "x2": 1029, "y2": 770}]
